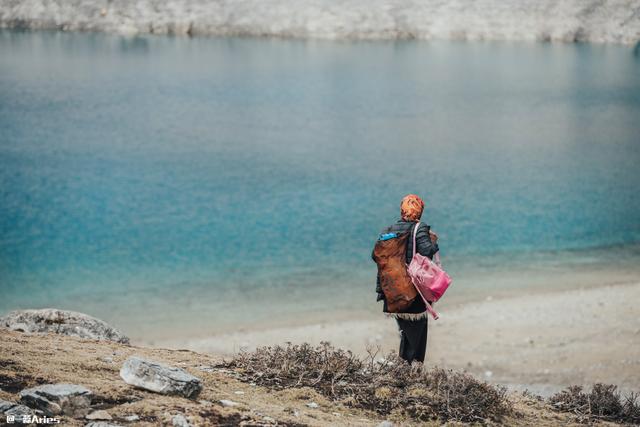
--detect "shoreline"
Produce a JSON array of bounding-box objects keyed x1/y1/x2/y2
[
  {"x1": 1, "y1": 0, "x2": 639, "y2": 45},
  {"x1": 155, "y1": 281, "x2": 640, "y2": 397}
]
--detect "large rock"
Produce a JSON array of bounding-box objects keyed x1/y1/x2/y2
[
  {"x1": 0, "y1": 399, "x2": 35, "y2": 420},
  {"x1": 120, "y1": 357, "x2": 202, "y2": 398},
  {"x1": 0, "y1": 309, "x2": 129, "y2": 344},
  {"x1": 19, "y1": 383, "x2": 93, "y2": 417}
]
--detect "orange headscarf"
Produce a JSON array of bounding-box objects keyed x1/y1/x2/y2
[{"x1": 400, "y1": 194, "x2": 424, "y2": 221}]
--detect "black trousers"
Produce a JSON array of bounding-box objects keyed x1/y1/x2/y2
[{"x1": 396, "y1": 316, "x2": 428, "y2": 363}]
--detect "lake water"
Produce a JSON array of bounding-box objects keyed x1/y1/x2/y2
[{"x1": 1, "y1": 31, "x2": 639, "y2": 341}]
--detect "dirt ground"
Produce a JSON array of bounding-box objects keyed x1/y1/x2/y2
[{"x1": 0, "y1": 328, "x2": 618, "y2": 426}]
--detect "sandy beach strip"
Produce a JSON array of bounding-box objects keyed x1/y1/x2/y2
[{"x1": 156, "y1": 282, "x2": 640, "y2": 397}]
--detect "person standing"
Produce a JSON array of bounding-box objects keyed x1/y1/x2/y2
[{"x1": 374, "y1": 194, "x2": 439, "y2": 363}]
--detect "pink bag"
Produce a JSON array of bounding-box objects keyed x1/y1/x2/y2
[{"x1": 407, "y1": 222, "x2": 452, "y2": 320}]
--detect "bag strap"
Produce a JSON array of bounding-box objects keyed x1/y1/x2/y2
[
  {"x1": 413, "y1": 222, "x2": 442, "y2": 266},
  {"x1": 411, "y1": 221, "x2": 420, "y2": 257},
  {"x1": 425, "y1": 301, "x2": 439, "y2": 320}
]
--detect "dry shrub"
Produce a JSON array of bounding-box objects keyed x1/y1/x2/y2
[
  {"x1": 223, "y1": 342, "x2": 511, "y2": 423},
  {"x1": 549, "y1": 384, "x2": 640, "y2": 424}
]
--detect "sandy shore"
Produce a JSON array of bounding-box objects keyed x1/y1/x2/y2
[{"x1": 157, "y1": 282, "x2": 640, "y2": 397}]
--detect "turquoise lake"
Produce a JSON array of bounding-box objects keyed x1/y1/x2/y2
[{"x1": 1, "y1": 31, "x2": 639, "y2": 340}]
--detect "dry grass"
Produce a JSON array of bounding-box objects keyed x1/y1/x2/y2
[
  {"x1": 222, "y1": 342, "x2": 511, "y2": 424},
  {"x1": 549, "y1": 384, "x2": 640, "y2": 424}
]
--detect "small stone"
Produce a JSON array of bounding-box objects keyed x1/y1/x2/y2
[
  {"x1": 263, "y1": 416, "x2": 275, "y2": 422},
  {"x1": 123, "y1": 415, "x2": 140, "y2": 422},
  {"x1": 0, "y1": 399, "x2": 34, "y2": 418},
  {"x1": 219, "y1": 399, "x2": 238, "y2": 407},
  {"x1": 484, "y1": 371, "x2": 493, "y2": 378},
  {"x1": 172, "y1": 414, "x2": 192, "y2": 427},
  {"x1": 20, "y1": 383, "x2": 93, "y2": 417},
  {"x1": 233, "y1": 391, "x2": 244, "y2": 395},
  {"x1": 283, "y1": 407, "x2": 299, "y2": 417},
  {"x1": 85, "y1": 423, "x2": 123, "y2": 427},
  {"x1": 86, "y1": 410, "x2": 112, "y2": 420},
  {"x1": 306, "y1": 402, "x2": 319, "y2": 409},
  {"x1": 120, "y1": 357, "x2": 202, "y2": 398},
  {"x1": 378, "y1": 422, "x2": 394, "y2": 427}
]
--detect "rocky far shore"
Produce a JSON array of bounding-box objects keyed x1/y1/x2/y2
[
  {"x1": 1, "y1": 308, "x2": 638, "y2": 426},
  {"x1": 1, "y1": 0, "x2": 639, "y2": 45}
]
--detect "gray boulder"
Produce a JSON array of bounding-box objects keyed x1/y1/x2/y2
[
  {"x1": 0, "y1": 309, "x2": 129, "y2": 344},
  {"x1": 19, "y1": 383, "x2": 93, "y2": 417},
  {"x1": 120, "y1": 357, "x2": 202, "y2": 398}
]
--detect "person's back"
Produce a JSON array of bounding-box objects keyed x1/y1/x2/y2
[{"x1": 374, "y1": 194, "x2": 439, "y2": 363}]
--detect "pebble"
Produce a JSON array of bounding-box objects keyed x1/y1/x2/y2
[
  {"x1": 306, "y1": 402, "x2": 319, "y2": 409},
  {"x1": 86, "y1": 410, "x2": 112, "y2": 420},
  {"x1": 219, "y1": 399, "x2": 239, "y2": 407},
  {"x1": 484, "y1": 370, "x2": 493, "y2": 378},
  {"x1": 85, "y1": 423, "x2": 123, "y2": 427},
  {"x1": 123, "y1": 415, "x2": 139, "y2": 422},
  {"x1": 284, "y1": 408, "x2": 300, "y2": 417},
  {"x1": 234, "y1": 391, "x2": 245, "y2": 395},
  {"x1": 172, "y1": 414, "x2": 192, "y2": 427}
]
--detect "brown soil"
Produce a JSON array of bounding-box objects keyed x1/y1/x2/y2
[{"x1": 0, "y1": 329, "x2": 620, "y2": 426}]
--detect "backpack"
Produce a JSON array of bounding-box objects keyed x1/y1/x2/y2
[{"x1": 372, "y1": 231, "x2": 417, "y2": 313}]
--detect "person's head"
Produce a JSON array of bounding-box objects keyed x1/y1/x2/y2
[{"x1": 400, "y1": 194, "x2": 424, "y2": 221}]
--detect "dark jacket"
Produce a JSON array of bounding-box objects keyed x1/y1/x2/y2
[{"x1": 373, "y1": 220, "x2": 439, "y2": 313}]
